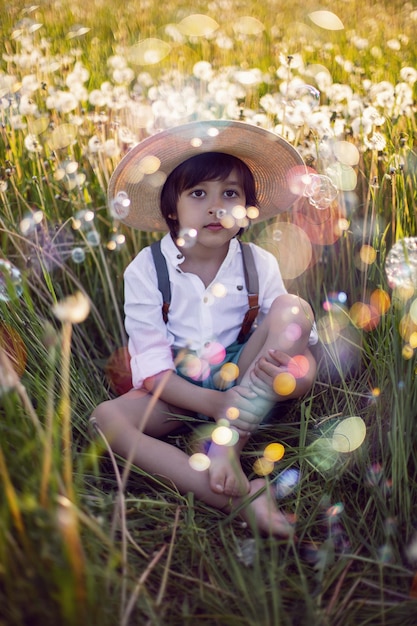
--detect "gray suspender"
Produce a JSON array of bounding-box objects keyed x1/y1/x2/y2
[
  {"x1": 150, "y1": 240, "x2": 171, "y2": 324},
  {"x1": 150, "y1": 239, "x2": 259, "y2": 343},
  {"x1": 237, "y1": 241, "x2": 260, "y2": 342}
]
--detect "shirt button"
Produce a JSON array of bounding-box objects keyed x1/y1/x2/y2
[{"x1": 203, "y1": 297, "x2": 208, "y2": 303}]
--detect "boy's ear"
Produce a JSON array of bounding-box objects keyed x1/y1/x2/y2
[{"x1": 168, "y1": 213, "x2": 178, "y2": 220}]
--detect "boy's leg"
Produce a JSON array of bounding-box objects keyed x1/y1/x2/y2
[
  {"x1": 206, "y1": 434, "x2": 250, "y2": 497},
  {"x1": 203, "y1": 294, "x2": 315, "y2": 498},
  {"x1": 237, "y1": 293, "x2": 315, "y2": 409},
  {"x1": 238, "y1": 294, "x2": 314, "y2": 380},
  {"x1": 204, "y1": 294, "x2": 316, "y2": 498},
  {"x1": 91, "y1": 392, "x2": 292, "y2": 537}
]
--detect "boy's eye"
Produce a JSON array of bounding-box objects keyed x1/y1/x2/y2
[
  {"x1": 190, "y1": 189, "x2": 205, "y2": 198},
  {"x1": 224, "y1": 189, "x2": 239, "y2": 198}
]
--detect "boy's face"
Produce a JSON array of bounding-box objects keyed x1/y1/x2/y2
[{"x1": 175, "y1": 170, "x2": 245, "y2": 248}]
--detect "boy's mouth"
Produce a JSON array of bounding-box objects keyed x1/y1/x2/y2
[{"x1": 205, "y1": 222, "x2": 224, "y2": 231}]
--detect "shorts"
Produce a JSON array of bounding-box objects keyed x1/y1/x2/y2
[
  {"x1": 172, "y1": 340, "x2": 248, "y2": 423},
  {"x1": 173, "y1": 339, "x2": 247, "y2": 390}
]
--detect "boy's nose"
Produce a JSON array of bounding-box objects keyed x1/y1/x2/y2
[{"x1": 208, "y1": 196, "x2": 226, "y2": 214}]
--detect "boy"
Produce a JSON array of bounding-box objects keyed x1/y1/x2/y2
[{"x1": 92, "y1": 120, "x2": 317, "y2": 536}]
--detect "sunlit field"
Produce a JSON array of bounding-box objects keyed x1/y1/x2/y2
[{"x1": 1, "y1": 0, "x2": 417, "y2": 624}]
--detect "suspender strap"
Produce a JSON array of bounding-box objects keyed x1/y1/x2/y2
[
  {"x1": 150, "y1": 240, "x2": 171, "y2": 324},
  {"x1": 237, "y1": 241, "x2": 260, "y2": 343},
  {"x1": 150, "y1": 239, "x2": 259, "y2": 342}
]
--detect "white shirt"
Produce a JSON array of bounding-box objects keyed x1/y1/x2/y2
[{"x1": 124, "y1": 234, "x2": 316, "y2": 389}]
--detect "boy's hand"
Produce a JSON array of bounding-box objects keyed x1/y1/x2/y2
[
  {"x1": 249, "y1": 350, "x2": 294, "y2": 401},
  {"x1": 214, "y1": 385, "x2": 265, "y2": 433}
]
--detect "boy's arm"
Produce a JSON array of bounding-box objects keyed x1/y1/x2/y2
[{"x1": 144, "y1": 370, "x2": 262, "y2": 429}]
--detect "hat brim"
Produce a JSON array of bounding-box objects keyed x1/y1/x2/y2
[{"x1": 108, "y1": 120, "x2": 305, "y2": 232}]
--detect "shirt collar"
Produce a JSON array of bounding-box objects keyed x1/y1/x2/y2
[
  {"x1": 160, "y1": 233, "x2": 240, "y2": 269},
  {"x1": 160, "y1": 233, "x2": 186, "y2": 267}
]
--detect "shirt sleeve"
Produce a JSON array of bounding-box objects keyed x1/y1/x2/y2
[{"x1": 124, "y1": 247, "x2": 175, "y2": 389}]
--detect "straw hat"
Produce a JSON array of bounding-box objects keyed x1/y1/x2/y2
[{"x1": 108, "y1": 120, "x2": 305, "y2": 231}]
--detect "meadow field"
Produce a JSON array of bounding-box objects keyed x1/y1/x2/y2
[{"x1": 1, "y1": 0, "x2": 417, "y2": 624}]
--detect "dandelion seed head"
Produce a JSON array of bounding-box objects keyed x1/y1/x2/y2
[{"x1": 52, "y1": 290, "x2": 90, "y2": 324}]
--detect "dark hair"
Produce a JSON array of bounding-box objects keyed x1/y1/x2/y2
[{"x1": 160, "y1": 151, "x2": 258, "y2": 237}]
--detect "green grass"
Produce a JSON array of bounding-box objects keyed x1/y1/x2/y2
[{"x1": 1, "y1": 0, "x2": 417, "y2": 624}]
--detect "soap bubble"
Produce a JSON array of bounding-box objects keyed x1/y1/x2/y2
[
  {"x1": 304, "y1": 174, "x2": 338, "y2": 210},
  {"x1": 107, "y1": 233, "x2": 126, "y2": 252},
  {"x1": 292, "y1": 196, "x2": 345, "y2": 246},
  {"x1": 326, "y1": 163, "x2": 357, "y2": 192},
  {"x1": 110, "y1": 191, "x2": 131, "y2": 220},
  {"x1": 332, "y1": 416, "x2": 366, "y2": 452},
  {"x1": 308, "y1": 10, "x2": 344, "y2": 31},
  {"x1": 323, "y1": 291, "x2": 348, "y2": 311},
  {"x1": 233, "y1": 16, "x2": 265, "y2": 36},
  {"x1": 292, "y1": 84, "x2": 321, "y2": 110},
  {"x1": 325, "y1": 502, "x2": 344, "y2": 520},
  {"x1": 212, "y1": 425, "x2": 234, "y2": 446},
  {"x1": 385, "y1": 237, "x2": 417, "y2": 290},
  {"x1": 275, "y1": 468, "x2": 300, "y2": 498},
  {"x1": 264, "y1": 442, "x2": 285, "y2": 462},
  {"x1": 258, "y1": 222, "x2": 312, "y2": 280},
  {"x1": 273, "y1": 372, "x2": 296, "y2": 396},
  {"x1": 71, "y1": 247, "x2": 86, "y2": 264},
  {"x1": 200, "y1": 341, "x2": 226, "y2": 365},
  {"x1": 253, "y1": 457, "x2": 274, "y2": 476},
  {"x1": 67, "y1": 24, "x2": 90, "y2": 39},
  {"x1": 86, "y1": 230, "x2": 101, "y2": 246},
  {"x1": 287, "y1": 165, "x2": 316, "y2": 196},
  {"x1": 19, "y1": 209, "x2": 44, "y2": 235},
  {"x1": 307, "y1": 438, "x2": 339, "y2": 472},
  {"x1": 72, "y1": 209, "x2": 95, "y2": 232},
  {"x1": 48, "y1": 123, "x2": 78, "y2": 150},
  {"x1": 189, "y1": 452, "x2": 211, "y2": 472},
  {"x1": 178, "y1": 14, "x2": 219, "y2": 37},
  {"x1": 0, "y1": 260, "x2": 23, "y2": 301},
  {"x1": 332, "y1": 141, "x2": 360, "y2": 166},
  {"x1": 176, "y1": 228, "x2": 197, "y2": 248},
  {"x1": 236, "y1": 538, "x2": 257, "y2": 567},
  {"x1": 378, "y1": 544, "x2": 394, "y2": 564},
  {"x1": 127, "y1": 38, "x2": 171, "y2": 66}
]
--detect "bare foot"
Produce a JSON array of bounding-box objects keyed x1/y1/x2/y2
[
  {"x1": 240, "y1": 478, "x2": 294, "y2": 538},
  {"x1": 207, "y1": 443, "x2": 250, "y2": 497}
]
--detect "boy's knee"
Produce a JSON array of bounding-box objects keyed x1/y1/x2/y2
[
  {"x1": 90, "y1": 399, "x2": 113, "y2": 432},
  {"x1": 270, "y1": 294, "x2": 314, "y2": 332}
]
